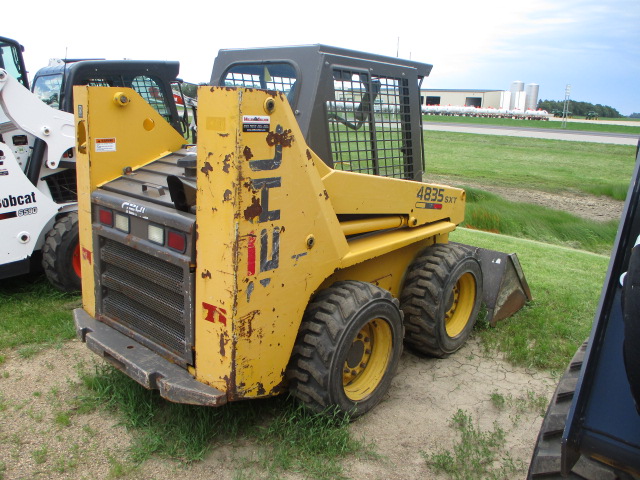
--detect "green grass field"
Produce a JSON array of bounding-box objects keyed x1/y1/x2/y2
[
  {"x1": 423, "y1": 114, "x2": 640, "y2": 135},
  {"x1": 424, "y1": 131, "x2": 636, "y2": 200}
]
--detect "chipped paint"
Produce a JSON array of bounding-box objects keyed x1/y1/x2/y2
[
  {"x1": 266, "y1": 125, "x2": 293, "y2": 148},
  {"x1": 243, "y1": 196, "x2": 262, "y2": 221},
  {"x1": 250, "y1": 178, "x2": 280, "y2": 222},
  {"x1": 201, "y1": 270, "x2": 212, "y2": 279},
  {"x1": 201, "y1": 161, "x2": 214, "y2": 178},
  {"x1": 291, "y1": 252, "x2": 307, "y2": 264},
  {"x1": 222, "y1": 154, "x2": 232, "y2": 173},
  {"x1": 223, "y1": 189, "x2": 232, "y2": 202},
  {"x1": 246, "y1": 281, "x2": 254, "y2": 302},
  {"x1": 243, "y1": 146, "x2": 253, "y2": 161},
  {"x1": 238, "y1": 310, "x2": 260, "y2": 338}
]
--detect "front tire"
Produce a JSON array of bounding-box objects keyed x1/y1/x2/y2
[
  {"x1": 286, "y1": 281, "x2": 404, "y2": 418},
  {"x1": 400, "y1": 243, "x2": 483, "y2": 358},
  {"x1": 42, "y1": 212, "x2": 81, "y2": 293}
]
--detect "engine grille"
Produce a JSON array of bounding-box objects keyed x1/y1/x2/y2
[
  {"x1": 44, "y1": 168, "x2": 77, "y2": 203},
  {"x1": 97, "y1": 237, "x2": 193, "y2": 363}
]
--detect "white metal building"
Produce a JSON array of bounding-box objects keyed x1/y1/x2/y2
[{"x1": 420, "y1": 82, "x2": 538, "y2": 111}]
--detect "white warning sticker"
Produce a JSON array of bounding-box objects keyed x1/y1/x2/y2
[
  {"x1": 242, "y1": 115, "x2": 270, "y2": 132},
  {"x1": 95, "y1": 138, "x2": 116, "y2": 152}
]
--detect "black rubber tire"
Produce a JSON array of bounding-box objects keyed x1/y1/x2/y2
[
  {"x1": 528, "y1": 341, "x2": 633, "y2": 479},
  {"x1": 286, "y1": 280, "x2": 404, "y2": 418},
  {"x1": 400, "y1": 243, "x2": 483, "y2": 358},
  {"x1": 42, "y1": 212, "x2": 81, "y2": 293},
  {"x1": 622, "y1": 243, "x2": 640, "y2": 408}
]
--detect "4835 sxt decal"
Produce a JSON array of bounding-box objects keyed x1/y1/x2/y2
[{"x1": 415, "y1": 186, "x2": 457, "y2": 210}]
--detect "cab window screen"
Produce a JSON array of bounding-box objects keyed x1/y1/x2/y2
[
  {"x1": 223, "y1": 63, "x2": 297, "y2": 98},
  {"x1": 132, "y1": 76, "x2": 171, "y2": 119}
]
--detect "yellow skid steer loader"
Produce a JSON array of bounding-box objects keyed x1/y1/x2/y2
[{"x1": 73, "y1": 45, "x2": 530, "y2": 417}]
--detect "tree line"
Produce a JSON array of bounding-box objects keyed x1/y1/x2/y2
[{"x1": 537, "y1": 99, "x2": 622, "y2": 118}]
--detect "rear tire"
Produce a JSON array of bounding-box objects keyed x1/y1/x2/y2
[
  {"x1": 400, "y1": 243, "x2": 483, "y2": 358},
  {"x1": 42, "y1": 212, "x2": 81, "y2": 293},
  {"x1": 286, "y1": 281, "x2": 403, "y2": 418},
  {"x1": 528, "y1": 341, "x2": 632, "y2": 479}
]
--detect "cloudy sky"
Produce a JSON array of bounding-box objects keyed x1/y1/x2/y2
[{"x1": 5, "y1": 0, "x2": 639, "y2": 114}]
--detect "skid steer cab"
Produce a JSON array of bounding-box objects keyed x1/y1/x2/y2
[
  {"x1": 73, "y1": 45, "x2": 530, "y2": 417},
  {"x1": 0, "y1": 35, "x2": 189, "y2": 292}
]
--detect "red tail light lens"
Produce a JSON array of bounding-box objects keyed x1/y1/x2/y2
[
  {"x1": 167, "y1": 230, "x2": 186, "y2": 252},
  {"x1": 99, "y1": 208, "x2": 113, "y2": 226}
]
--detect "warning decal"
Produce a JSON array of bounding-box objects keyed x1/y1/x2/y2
[{"x1": 95, "y1": 138, "x2": 116, "y2": 152}]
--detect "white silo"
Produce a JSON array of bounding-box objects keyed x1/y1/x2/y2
[
  {"x1": 509, "y1": 81, "x2": 524, "y2": 110},
  {"x1": 525, "y1": 83, "x2": 540, "y2": 111}
]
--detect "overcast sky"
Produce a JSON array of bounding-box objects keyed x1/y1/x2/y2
[{"x1": 5, "y1": 0, "x2": 639, "y2": 114}]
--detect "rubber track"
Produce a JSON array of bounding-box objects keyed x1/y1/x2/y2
[
  {"x1": 42, "y1": 212, "x2": 79, "y2": 292},
  {"x1": 286, "y1": 281, "x2": 401, "y2": 414},
  {"x1": 400, "y1": 243, "x2": 471, "y2": 357},
  {"x1": 528, "y1": 341, "x2": 625, "y2": 479}
]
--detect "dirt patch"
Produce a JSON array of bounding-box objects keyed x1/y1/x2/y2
[
  {"x1": 0, "y1": 339, "x2": 554, "y2": 479},
  {"x1": 427, "y1": 174, "x2": 624, "y2": 223}
]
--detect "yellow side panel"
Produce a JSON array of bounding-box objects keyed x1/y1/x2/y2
[
  {"x1": 320, "y1": 237, "x2": 438, "y2": 298},
  {"x1": 321, "y1": 169, "x2": 466, "y2": 226},
  {"x1": 73, "y1": 87, "x2": 95, "y2": 315},
  {"x1": 193, "y1": 88, "x2": 349, "y2": 397}
]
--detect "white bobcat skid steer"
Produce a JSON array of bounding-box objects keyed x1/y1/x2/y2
[{"x1": 0, "y1": 36, "x2": 77, "y2": 290}]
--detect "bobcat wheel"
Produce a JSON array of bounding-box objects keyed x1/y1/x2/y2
[
  {"x1": 286, "y1": 281, "x2": 403, "y2": 418},
  {"x1": 400, "y1": 243, "x2": 482, "y2": 358},
  {"x1": 42, "y1": 212, "x2": 81, "y2": 293}
]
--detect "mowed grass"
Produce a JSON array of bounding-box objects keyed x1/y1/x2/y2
[
  {"x1": 0, "y1": 274, "x2": 78, "y2": 354},
  {"x1": 423, "y1": 114, "x2": 640, "y2": 135},
  {"x1": 424, "y1": 131, "x2": 635, "y2": 200}
]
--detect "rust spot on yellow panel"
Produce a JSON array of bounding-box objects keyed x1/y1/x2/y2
[
  {"x1": 222, "y1": 154, "x2": 232, "y2": 173},
  {"x1": 266, "y1": 128, "x2": 293, "y2": 147},
  {"x1": 243, "y1": 196, "x2": 262, "y2": 221},
  {"x1": 201, "y1": 162, "x2": 213, "y2": 178}
]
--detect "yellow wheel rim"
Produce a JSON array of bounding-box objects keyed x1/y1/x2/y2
[
  {"x1": 343, "y1": 319, "x2": 393, "y2": 401},
  {"x1": 445, "y1": 272, "x2": 476, "y2": 338}
]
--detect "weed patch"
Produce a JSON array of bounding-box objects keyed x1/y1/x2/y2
[
  {"x1": 424, "y1": 409, "x2": 522, "y2": 480},
  {"x1": 76, "y1": 362, "x2": 367, "y2": 479}
]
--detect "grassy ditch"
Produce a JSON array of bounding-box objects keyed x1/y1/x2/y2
[
  {"x1": 461, "y1": 187, "x2": 618, "y2": 254},
  {"x1": 424, "y1": 131, "x2": 635, "y2": 200}
]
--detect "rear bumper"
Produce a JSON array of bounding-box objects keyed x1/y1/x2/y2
[{"x1": 74, "y1": 308, "x2": 226, "y2": 406}]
